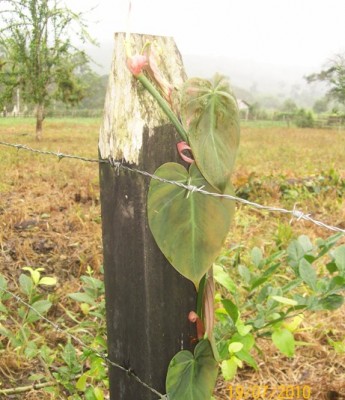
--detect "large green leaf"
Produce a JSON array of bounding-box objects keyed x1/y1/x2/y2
[
  {"x1": 166, "y1": 339, "x2": 218, "y2": 400},
  {"x1": 148, "y1": 162, "x2": 235, "y2": 288},
  {"x1": 181, "y1": 74, "x2": 240, "y2": 192}
]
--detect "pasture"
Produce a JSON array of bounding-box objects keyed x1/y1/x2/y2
[{"x1": 0, "y1": 118, "x2": 344, "y2": 399}]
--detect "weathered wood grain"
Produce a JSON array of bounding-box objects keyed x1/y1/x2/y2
[{"x1": 99, "y1": 33, "x2": 196, "y2": 399}]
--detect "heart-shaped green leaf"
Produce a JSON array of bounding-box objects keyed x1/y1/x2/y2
[
  {"x1": 181, "y1": 74, "x2": 240, "y2": 192},
  {"x1": 166, "y1": 339, "x2": 218, "y2": 400},
  {"x1": 147, "y1": 162, "x2": 235, "y2": 288}
]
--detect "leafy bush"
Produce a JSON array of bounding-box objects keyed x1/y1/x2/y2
[
  {"x1": 294, "y1": 108, "x2": 315, "y2": 128},
  {"x1": 214, "y1": 233, "x2": 345, "y2": 380}
]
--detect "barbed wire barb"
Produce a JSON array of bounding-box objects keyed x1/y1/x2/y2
[{"x1": 1, "y1": 140, "x2": 344, "y2": 235}]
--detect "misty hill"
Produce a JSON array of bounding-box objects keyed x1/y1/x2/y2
[
  {"x1": 182, "y1": 54, "x2": 326, "y2": 108},
  {"x1": 87, "y1": 43, "x2": 326, "y2": 109}
]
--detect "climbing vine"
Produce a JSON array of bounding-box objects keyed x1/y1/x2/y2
[{"x1": 127, "y1": 41, "x2": 240, "y2": 399}]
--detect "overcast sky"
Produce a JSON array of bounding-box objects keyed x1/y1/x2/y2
[{"x1": 70, "y1": 0, "x2": 345, "y2": 75}]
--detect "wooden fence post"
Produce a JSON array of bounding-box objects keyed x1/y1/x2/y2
[{"x1": 98, "y1": 33, "x2": 197, "y2": 399}]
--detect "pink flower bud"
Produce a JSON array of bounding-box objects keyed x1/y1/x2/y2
[{"x1": 127, "y1": 54, "x2": 148, "y2": 76}]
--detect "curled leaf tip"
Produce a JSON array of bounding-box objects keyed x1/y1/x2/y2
[{"x1": 177, "y1": 141, "x2": 194, "y2": 164}]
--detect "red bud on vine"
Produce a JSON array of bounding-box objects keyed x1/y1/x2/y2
[{"x1": 188, "y1": 311, "x2": 205, "y2": 339}]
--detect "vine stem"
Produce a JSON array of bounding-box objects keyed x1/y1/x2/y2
[
  {"x1": 136, "y1": 73, "x2": 189, "y2": 143},
  {"x1": 0, "y1": 376, "x2": 78, "y2": 395}
]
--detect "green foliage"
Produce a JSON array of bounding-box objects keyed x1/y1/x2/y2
[
  {"x1": 306, "y1": 53, "x2": 345, "y2": 106},
  {"x1": 134, "y1": 47, "x2": 344, "y2": 397},
  {"x1": 0, "y1": 266, "x2": 108, "y2": 398},
  {"x1": 236, "y1": 168, "x2": 345, "y2": 207},
  {"x1": 143, "y1": 72, "x2": 239, "y2": 397},
  {"x1": 214, "y1": 232, "x2": 345, "y2": 380},
  {"x1": 313, "y1": 97, "x2": 329, "y2": 114},
  {"x1": 148, "y1": 162, "x2": 235, "y2": 288},
  {"x1": 294, "y1": 108, "x2": 315, "y2": 128},
  {"x1": 281, "y1": 99, "x2": 298, "y2": 113}
]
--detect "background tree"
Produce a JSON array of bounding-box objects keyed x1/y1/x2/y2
[
  {"x1": 280, "y1": 98, "x2": 298, "y2": 113},
  {"x1": 306, "y1": 53, "x2": 345, "y2": 107},
  {"x1": 0, "y1": 0, "x2": 94, "y2": 139},
  {"x1": 313, "y1": 97, "x2": 329, "y2": 114}
]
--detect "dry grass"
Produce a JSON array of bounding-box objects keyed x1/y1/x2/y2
[{"x1": 0, "y1": 118, "x2": 344, "y2": 399}]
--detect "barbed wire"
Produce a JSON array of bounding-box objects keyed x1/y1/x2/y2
[
  {"x1": 0, "y1": 285, "x2": 167, "y2": 399},
  {"x1": 0, "y1": 140, "x2": 344, "y2": 235}
]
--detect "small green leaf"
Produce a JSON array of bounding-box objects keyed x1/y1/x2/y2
[
  {"x1": 272, "y1": 328, "x2": 295, "y2": 357},
  {"x1": 326, "y1": 261, "x2": 338, "y2": 274},
  {"x1": 80, "y1": 303, "x2": 91, "y2": 314},
  {"x1": 22, "y1": 267, "x2": 43, "y2": 286},
  {"x1": 236, "y1": 319, "x2": 252, "y2": 336},
  {"x1": 166, "y1": 339, "x2": 218, "y2": 400},
  {"x1": 334, "y1": 245, "x2": 345, "y2": 273},
  {"x1": 76, "y1": 374, "x2": 88, "y2": 391},
  {"x1": 320, "y1": 294, "x2": 344, "y2": 310},
  {"x1": 251, "y1": 247, "x2": 263, "y2": 267},
  {"x1": 220, "y1": 356, "x2": 238, "y2": 381},
  {"x1": 85, "y1": 387, "x2": 97, "y2": 400},
  {"x1": 236, "y1": 349, "x2": 258, "y2": 370},
  {"x1": 62, "y1": 342, "x2": 78, "y2": 370},
  {"x1": 328, "y1": 276, "x2": 345, "y2": 291},
  {"x1": 228, "y1": 342, "x2": 243, "y2": 354},
  {"x1": 238, "y1": 265, "x2": 251, "y2": 284},
  {"x1": 222, "y1": 299, "x2": 239, "y2": 324},
  {"x1": 93, "y1": 387, "x2": 105, "y2": 400},
  {"x1": 68, "y1": 292, "x2": 95, "y2": 305},
  {"x1": 214, "y1": 264, "x2": 237, "y2": 293},
  {"x1": 19, "y1": 274, "x2": 33, "y2": 297},
  {"x1": 287, "y1": 240, "x2": 305, "y2": 269},
  {"x1": 24, "y1": 341, "x2": 38, "y2": 359},
  {"x1": 298, "y1": 259, "x2": 317, "y2": 290},
  {"x1": 0, "y1": 302, "x2": 8, "y2": 313},
  {"x1": 298, "y1": 235, "x2": 313, "y2": 253},
  {"x1": 39, "y1": 277, "x2": 57, "y2": 286},
  {"x1": 0, "y1": 275, "x2": 7, "y2": 290},
  {"x1": 27, "y1": 300, "x2": 52, "y2": 323},
  {"x1": 28, "y1": 373, "x2": 46, "y2": 381},
  {"x1": 229, "y1": 333, "x2": 255, "y2": 352},
  {"x1": 328, "y1": 337, "x2": 345, "y2": 354},
  {"x1": 271, "y1": 296, "x2": 298, "y2": 306}
]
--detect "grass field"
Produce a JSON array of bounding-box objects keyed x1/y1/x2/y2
[{"x1": 0, "y1": 118, "x2": 344, "y2": 399}]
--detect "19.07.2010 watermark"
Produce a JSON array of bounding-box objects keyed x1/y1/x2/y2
[{"x1": 228, "y1": 384, "x2": 311, "y2": 400}]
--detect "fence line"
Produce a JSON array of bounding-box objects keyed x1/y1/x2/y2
[
  {"x1": 0, "y1": 139, "x2": 344, "y2": 397},
  {"x1": 0, "y1": 286, "x2": 167, "y2": 399},
  {"x1": 0, "y1": 140, "x2": 344, "y2": 235}
]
